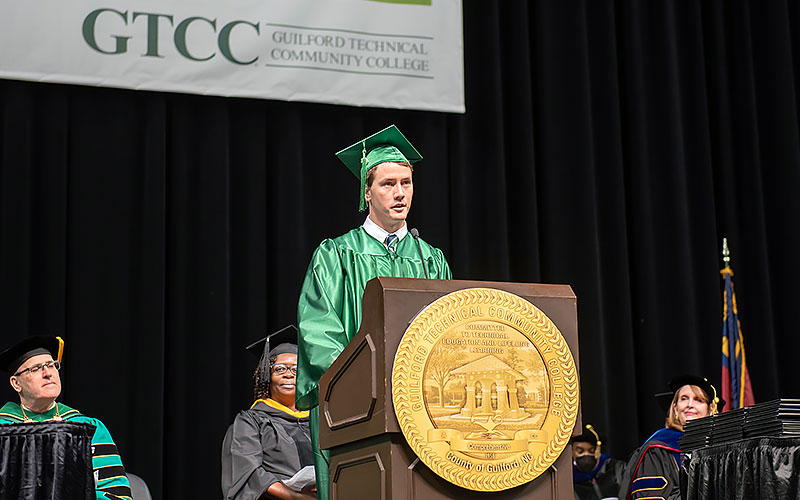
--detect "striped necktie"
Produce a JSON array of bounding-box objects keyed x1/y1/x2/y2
[{"x1": 384, "y1": 234, "x2": 398, "y2": 253}]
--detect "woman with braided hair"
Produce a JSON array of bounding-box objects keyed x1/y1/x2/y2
[{"x1": 222, "y1": 327, "x2": 316, "y2": 500}]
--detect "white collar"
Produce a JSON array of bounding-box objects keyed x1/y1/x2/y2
[
  {"x1": 22, "y1": 401, "x2": 56, "y2": 413},
  {"x1": 363, "y1": 216, "x2": 408, "y2": 246}
]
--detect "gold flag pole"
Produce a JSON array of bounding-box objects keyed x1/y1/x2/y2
[{"x1": 722, "y1": 238, "x2": 731, "y2": 269}]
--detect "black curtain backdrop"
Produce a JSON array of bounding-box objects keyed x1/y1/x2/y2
[{"x1": 1, "y1": 1, "x2": 799, "y2": 498}]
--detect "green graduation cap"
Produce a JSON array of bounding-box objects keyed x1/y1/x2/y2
[{"x1": 335, "y1": 125, "x2": 423, "y2": 211}]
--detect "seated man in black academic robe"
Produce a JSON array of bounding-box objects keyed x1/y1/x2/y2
[{"x1": 221, "y1": 326, "x2": 316, "y2": 500}]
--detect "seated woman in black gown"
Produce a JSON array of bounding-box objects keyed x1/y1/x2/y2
[
  {"x1": 222, "y1": 328, "x2": 316, "y2": 500},
  {"x1": 619, "y1": 375, "x2": 721, "y2": 500}
]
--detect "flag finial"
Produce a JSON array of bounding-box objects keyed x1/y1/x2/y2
[{"x1": 722, "y1": 237, "x2": 730, "y2": 267}]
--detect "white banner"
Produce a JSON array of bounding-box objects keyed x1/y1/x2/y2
[{"x1": 0, "y1": 0, "x2": 464, "y2": 113}]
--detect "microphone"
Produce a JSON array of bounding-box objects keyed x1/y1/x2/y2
[{"x1": 410, "y1": 228, "x2": 430, "y2": 279}]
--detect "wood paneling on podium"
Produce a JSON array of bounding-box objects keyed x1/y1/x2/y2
[{"x1": 318, "y1": 277, "x2": 581, "y2": 499}]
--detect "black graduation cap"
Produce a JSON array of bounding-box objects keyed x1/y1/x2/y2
[
  {"x1": 246, "y1": 325, "x2": 298, "y2": 380},
  {"x1": 571, "y1": 423, "x2": 601, "y2": 446},
  {"x1": 246, "y1": 324, "x2": 298, "y2": 359},
  {"x1": 654, "y1": 391, "x2": 674, "y2": 411},
  {"x1": 0, "y1": 336, "x2": 64, "y2": 374},
  {"x1": 571, "y1": 424, "x2": 603, "y2": 458},
  {"x1": 654, "y1": 374, "x2": 726, "y2": 412}
]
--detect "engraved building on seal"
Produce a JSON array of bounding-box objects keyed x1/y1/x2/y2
[
  {"x1": 392, "y1": 287, "x2": 579, "y2": 492},
  {"x1": 423, "y1": 321, "x2": 549, "y2": 439}
]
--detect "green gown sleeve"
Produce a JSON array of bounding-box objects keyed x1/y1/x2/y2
[
  {"x1": 84, "y1": 417, "x2": 133, "y2": 500},
  {"x1": 296, "y1": 231, "x2": 452, "y2": 412},
  {"x1": 296, "y1": 239, "x2": 349, "y2": 411},
  {"x1": 433, "y1": 246, "x2": 452, "y2": 279}
]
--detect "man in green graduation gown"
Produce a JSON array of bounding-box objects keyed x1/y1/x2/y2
[
  {"x1": 0, "y1": 336, "x2": 133, "y2": 500},
  {"x1": 296, "y1": 125, "x2": 452, "y2": 500}
]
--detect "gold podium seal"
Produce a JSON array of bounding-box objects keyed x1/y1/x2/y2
[{"x1": 392, "y1": 288, "x2": 579, "y2": 492}]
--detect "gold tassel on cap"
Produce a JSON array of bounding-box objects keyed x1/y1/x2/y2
[
  {"x1": 586, "y1": 424, "x2": 602, "y2": 459},
  {"x1": 55, "y1": 336, "x2": 64, "y2": 363}
]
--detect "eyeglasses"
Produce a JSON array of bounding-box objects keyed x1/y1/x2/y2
[
  {"x1": 14, "y1": 360, "x2": 61, "y2": 377},
  {"x1": 272, "y1": 364, "x2": 297, "y2": 376}
]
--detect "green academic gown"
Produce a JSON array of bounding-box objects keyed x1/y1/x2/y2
[
  {"x1": 296, "y1": 226, "x2": 451, "y2": 500},
  {"x1": 0, "y1": 401, "x2": 133, "y2": 500}
]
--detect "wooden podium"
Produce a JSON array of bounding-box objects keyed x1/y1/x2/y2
[{"x1": 318, "y1": 277, "x2": 581, "y2": 500}]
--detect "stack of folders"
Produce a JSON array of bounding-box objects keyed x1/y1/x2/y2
[{"x1": 680, "y1": 399, "x2": 800, "y2": 451}]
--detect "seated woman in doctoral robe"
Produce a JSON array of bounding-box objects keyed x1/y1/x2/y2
[
  {"x1": 619, "y1": 375, "x2": 721, "y2": 500},
  {"x1": 222, "y1": 335, "x2": 316, "y2": 500}
]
